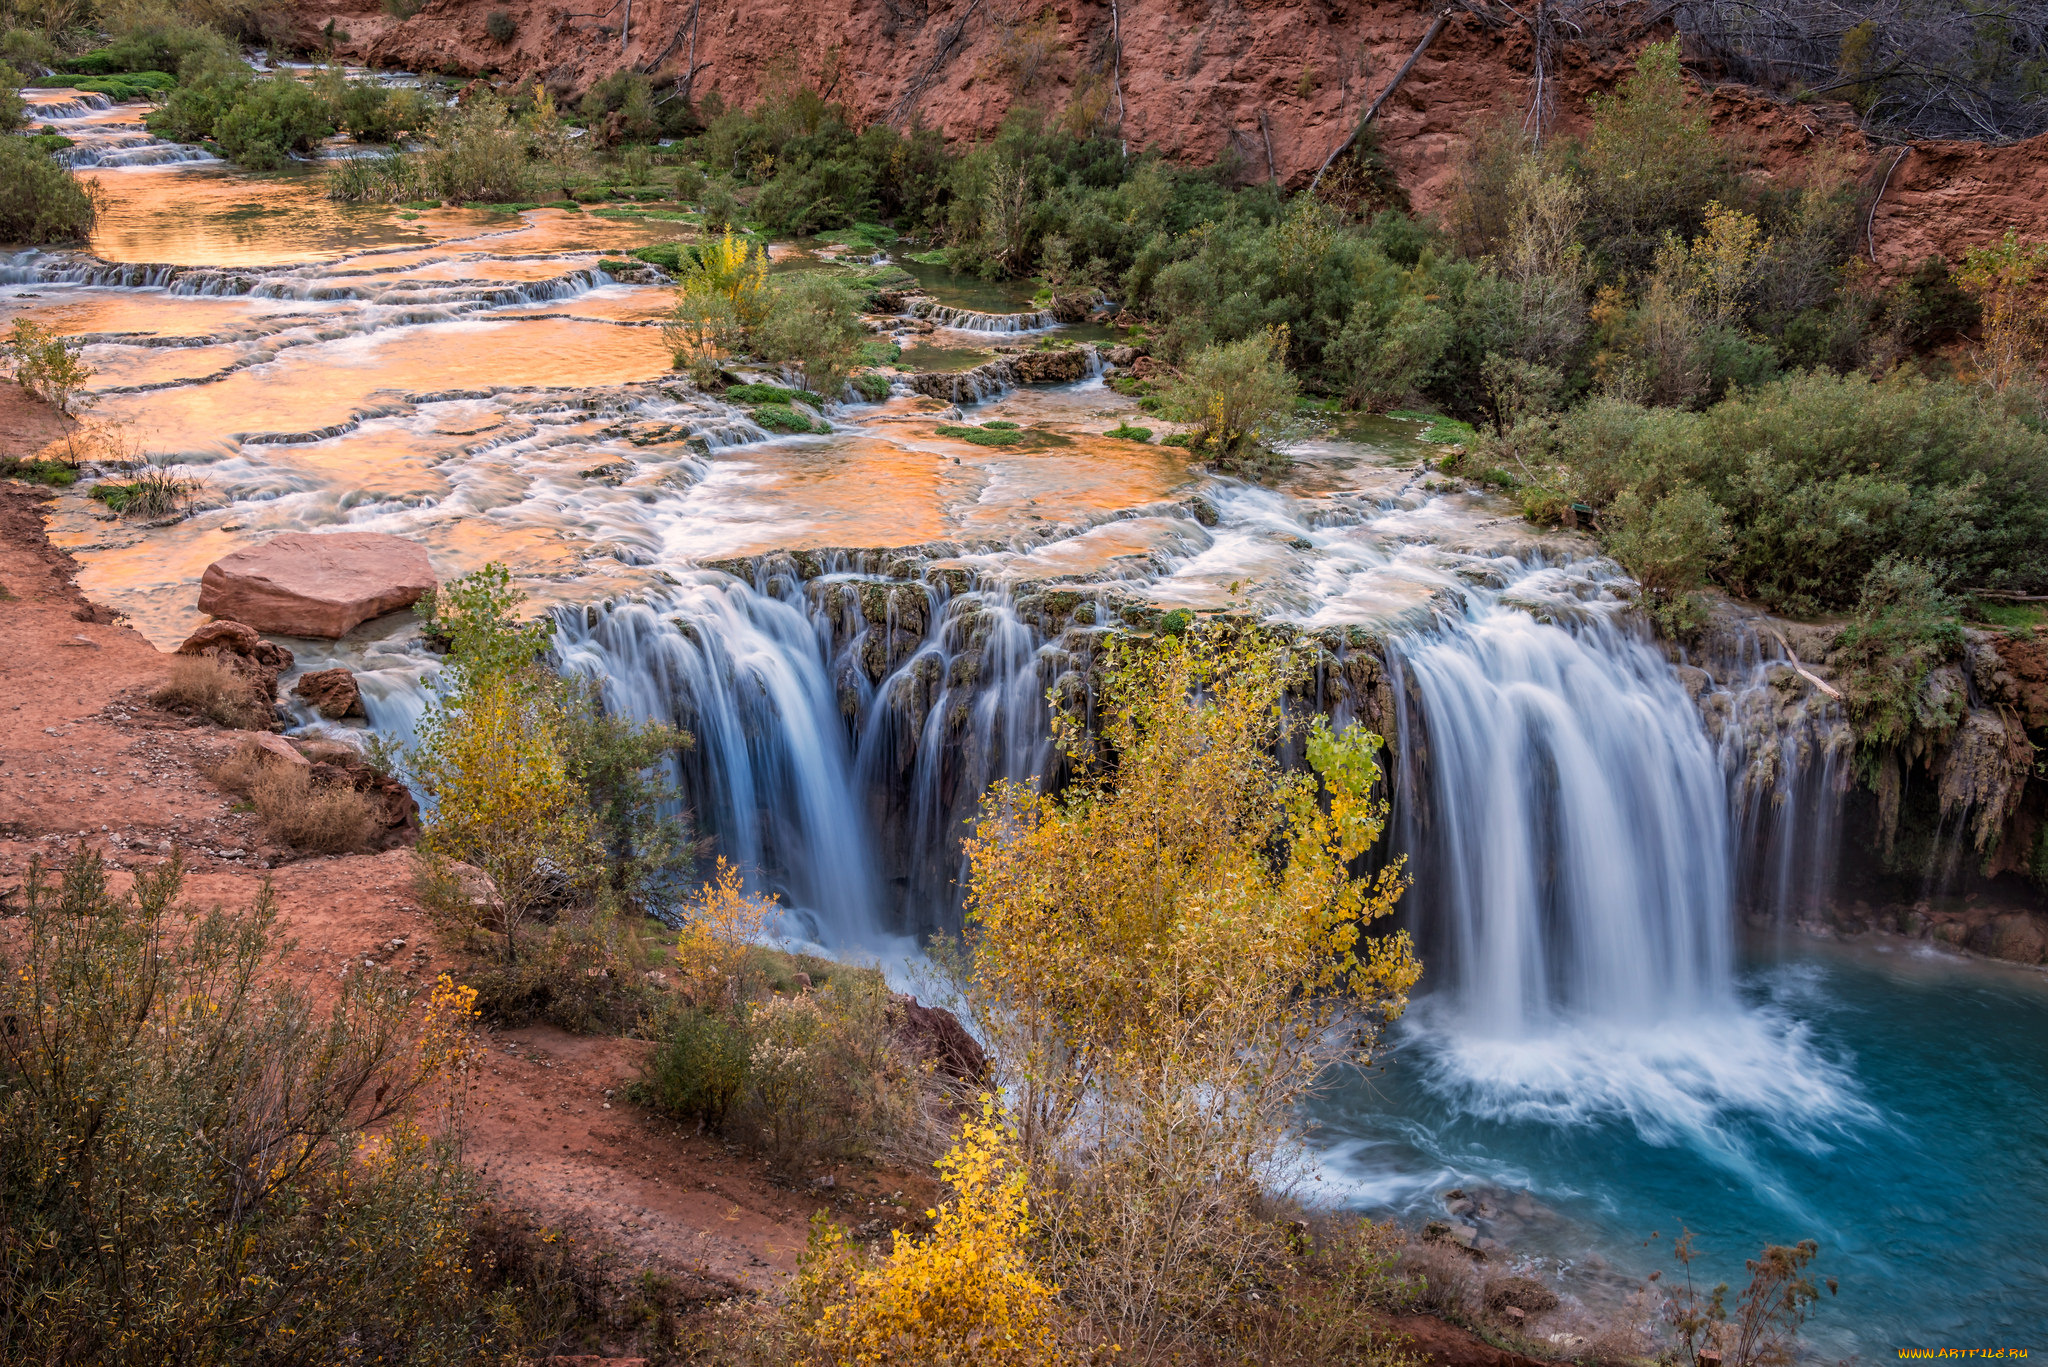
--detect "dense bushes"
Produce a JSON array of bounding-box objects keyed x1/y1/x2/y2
[
  {"x1": 0, "y1": 135, "x2": 98, "y2": 244},
  {"x1": 1518, "y1": 371, "x2": 2048, "y2": 615},
  {"x1": 0, "y1": 850, "x2": 495, "y2": 1365},
  {"x1": 399, "y1": 564, "x2": 693, "y2": 1032},
  {"x1": 149, "y1": 57, "x2": 335, "y2": 168},
  {"x1": 957, "y1": 631, "x2": 1419, "y2": 1357},
  {"x1": 637, "y1": 861, "x2": 931, "y2": 1164}
]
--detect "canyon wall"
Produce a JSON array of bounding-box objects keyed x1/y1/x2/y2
[{"x1": 296, "y1": 0, "x2": 2048, "y2": 273}]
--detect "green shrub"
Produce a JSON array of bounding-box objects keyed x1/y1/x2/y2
[
  {"x1": 1537, "y1": 372, "x2": 2048, "y2": 614},
  {"x1": 0, "y1": 848, "x2": 490, "y2": 1366},
  {"x1": 332, "y1": 80, "x2": 433, "y2": 143},
  {"x1": 753, "y1": 404, "x2": 830, "y2": 434},
  {"x1": 1155, "y1": 329, "x2": 1301, "y2": 477},
  {"x1": 1603, "y1": 481, "x2": 1729, "y2": 633},
  {"x1": 43, "y1": 69, "x2": 176, "y2": 101},
  {"x1": 0, "y1": 455, "x2": 78, "y2": 485},
  {"x1": 1831, "y1": 558, "x2": 1966, "y2": 751},
  {"x1": 420, "y1": 94, "x2": 553, "y2": 203},
  {"x1": 935, "y1": 424, "x2": 1025, "y2": 446},
  {"x1": 62, "y1": 13, "x2": 228, "y2": 79},
  {"x1": 0, "y1": 138, "x2": 97, "y2": 245},
  {"x1": 211, "y1": 75, "x2": 335, "y2": 170},
  {"x1": 485, "y1": 8, "x2": 516, "y2": 43},
  {"x1": 636, "y1": 1006, "x2": 751, "y2": 1129},
  {"x1": 754, "y1": 271, "x2": 868, "y2": 399},
  {"x1": 0, "y1": 27, "x2": 58, "y2": 72},
  {"x1": 1105, "y1": 422, "x2": 1152, "y2": 441},
  {"x1": 3, "y1": 318, "x2": 96, "y2": 412},
  {"x1": 147, "y1": 51, "x2": 248, "y2": 143},
  {"x1": 326, "y1": 152, "x2": 428, "y2": 203},
  {"x1": 0, "y1": 60, "x2": 24, "y2": 133},
  {"x1": 1571, "y1": 40, "x2": 1731, "y2": 281},
  {"x1": 851, "y1": 373, "x2": 891, "y2": 402},
  {"x1": 631, "y1": 241, "x2": 683, "y2": 270}
]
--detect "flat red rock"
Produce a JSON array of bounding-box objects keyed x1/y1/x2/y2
[{"x1": 197, "y1": 532, "x2": 434, "y2": 639}]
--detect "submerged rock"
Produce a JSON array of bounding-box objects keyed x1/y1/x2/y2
[
  {"x1": 293, "y1": 666, "x2": 366, "y2": 720},
  {"x1": 197, "y1": 532, "x2": 434, "y2": 639}
]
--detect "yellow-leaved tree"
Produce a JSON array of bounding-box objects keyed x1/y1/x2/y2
[
  {"x1": 799, "y1": 1096, "x2": 1075, "y2": 1367},
  {"x1": 959, "y1": 628, "x2": 1420, "y2": 1357},
  {"x1": 405, "y1": 563, "x2": 690, "y2": 971},
  {"x1": 661, "y1": 228, "x2": 770, "y2": 365}
]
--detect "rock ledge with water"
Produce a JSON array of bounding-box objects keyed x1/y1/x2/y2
[{"x1": 198, "y1": 532, "x2": 434, "y2": 639}]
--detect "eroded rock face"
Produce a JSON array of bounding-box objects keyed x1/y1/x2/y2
[
  {"x1": 1968, "y1": 913, "x2": 2048, "y2": 966},
  {"x1": 293, "y1": 666, "x2": 367, "y2": 720},
  {"x1": 198, "y1": 532, "x2": 434, "y2": 639}
]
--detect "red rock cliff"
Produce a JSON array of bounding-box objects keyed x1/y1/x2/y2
[{"x1": 299, "y1": 0, "x2": 2048, "y2": 270}]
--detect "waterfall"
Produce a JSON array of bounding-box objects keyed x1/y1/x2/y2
[
  {"x1": 544, "y1": 558, "x2": 1087, "y2": 944},
  {"x1": 554, "y1": 576, "x2": 887, "y2": 944},
  {"x1": 910, "y1": 300, "x2": 1060, "y2": 332},
  {"x1": 1389, "y1": 605, "x2": 1735, "y2": 1032}
]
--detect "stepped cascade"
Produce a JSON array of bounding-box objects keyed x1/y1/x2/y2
[{"x1": 5, "y1": 89, "x2": 2040, "y2": 1348}]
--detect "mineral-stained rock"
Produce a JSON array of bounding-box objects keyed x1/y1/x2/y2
[
  {"x1": 293, "y1": 666, "x2": 366, "y2": 720},
  {"x1": 1968, "y1": 913, "x2": 2048, "y2": 965},
  {"x1": 298, "y1": 740, "x2": 420, "y2": 848},
  {"x1": 1485, "y1": 1276, "x2": 1560, "y2": 1318},
  {"x1": 1010, "y1": 346, "x2": 1092, "y2": 384},
  {"x1": 228, "y1": 729, "x2": 311, "y2": 768},
  {"x1": 197, "y1": 532, "x2": 435, "y2": 639}
]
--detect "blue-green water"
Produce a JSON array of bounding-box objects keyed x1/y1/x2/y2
[{"x1": 1313, "y1": 938, "x2": 2048, "y2": 1353}]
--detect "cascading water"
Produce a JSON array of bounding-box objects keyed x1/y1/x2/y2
[
  {"x1": 553, "y1": 575, "x2": 887, "y2": 945},
  {"x1": 1389, "y1": 606, "x2": 1734, "y2": 1030}
]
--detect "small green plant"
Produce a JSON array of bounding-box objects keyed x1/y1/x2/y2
[
  {"x1": 753, "y1": 404, "x2": 831, "y2": 435},
  {"x1": 981, "y1": 419, "x2": 1020, "y2": 430},
  {"x1": 1831, "y1": 557, "x2": 1965, "y2": 752},
  {"x1": 935, "y1": 424, "x2": 1025, "y2": 447},
  {"x1": 636, "y1": 1007, "x2": 751, "y2": 1128},
  {"x1": 851, "y1": 373, "x2": 892, "y2": 402},
  {"x1": 485, "y1": 9, "x2": 516, "y2": 43},
  {"x1": 1105, "y1": 422, "x2": 1153, "y2": 442},
  {"x1": 0, "y1": 456, "x2": 79, "y2": 486},
  {"x1": 2, "y1": 319, "x2": 95, "y2": 415},
  {"x1": 88, "y1": 460, "x2": 201, "y2": 519},
  {"x1": 725, "y1": 382, "x2": 800, "y2": 404}
]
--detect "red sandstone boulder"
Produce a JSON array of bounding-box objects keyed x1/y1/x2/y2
[
  {"x1": 197, "y1": 532, "x2": 434, "y2": 639},
  {"x1": 293, "y1": 666, "x2": 366, "y2": 720},
  {"x1": 889, "y1": 995, "x2": 988, "y2": 1083}
]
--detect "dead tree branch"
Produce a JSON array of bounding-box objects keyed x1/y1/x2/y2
[{"x1": 1311, "y1": 9, "x2": 1454, "y2": 193}]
